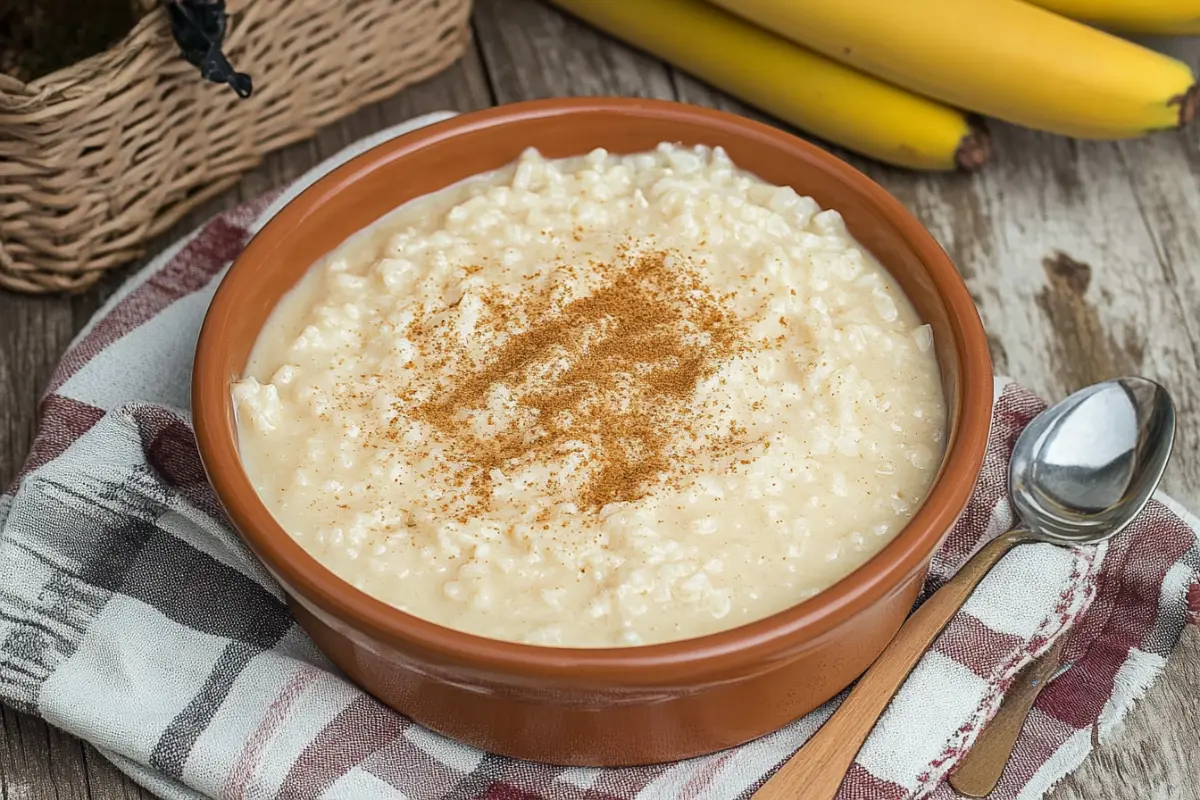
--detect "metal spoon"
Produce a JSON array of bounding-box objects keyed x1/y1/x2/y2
[
  {"x1": 949, "y1": 375, "x2": 1178, "y2": 796},
  {"x1": 752, "y1": 377, "x2": 1175, "y2": 800}
]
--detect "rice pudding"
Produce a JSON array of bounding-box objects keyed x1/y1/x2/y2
[{"x1": 233, "y1": 144, "x2": 946, "y2": 648}]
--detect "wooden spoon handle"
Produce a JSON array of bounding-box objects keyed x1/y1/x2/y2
[
  {"x1": 948, "y1": 633, "x2": 1069, "y2": 797},
  {"x1": 753, "y1": 528, "x2": 1036, "y2": 800}
]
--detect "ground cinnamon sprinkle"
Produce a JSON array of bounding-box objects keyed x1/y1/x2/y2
[{"x1": 409, "y1": 249, "x2": 746, "y2": 517}]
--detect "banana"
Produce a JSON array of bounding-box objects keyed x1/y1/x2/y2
[
  {"x1": 1026, "y1": 0, "x2": 1200, "y2": 34},
  {"x1": 546, "y1": 0, "x2": 989, "y2": 171},
  {"x1": 708, "y1": 0, "x2": 1198, "y2": 139}
]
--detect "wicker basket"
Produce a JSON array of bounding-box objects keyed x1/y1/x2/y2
[{"x1": 0, "y1": 0, "x2": 471, "y2": 294}]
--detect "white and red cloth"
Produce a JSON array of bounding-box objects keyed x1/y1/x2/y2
[{"x1": 2, "y1": 113, "x2": 1197, "y2": 800}]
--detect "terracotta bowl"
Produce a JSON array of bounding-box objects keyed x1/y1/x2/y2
[{"x1": 193, "y1": 98, "x2": 993, "y2": 767}]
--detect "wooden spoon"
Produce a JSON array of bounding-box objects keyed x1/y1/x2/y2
[
  {"x1": 752, "y1": 530, "x2": 1032, "y2": 799},
  {"x1": 948, "y1": 635, "x2": 1070, "y2": 797},
  {"x1": 752, "y1": 377, "x2": 1175, "y2": 800}
]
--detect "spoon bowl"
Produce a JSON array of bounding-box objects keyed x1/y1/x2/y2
[{"x1": 1010, "y1": 377, "x2": 1176, "y2": 546}]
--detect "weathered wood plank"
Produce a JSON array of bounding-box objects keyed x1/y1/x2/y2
[
  {"x1": 0, "y1": 51, "x2": 492, "y2": 800},
  {"x1": 2, "y1": 3, "x2": 1197, "y2": 798},
  {"x1": 1, "y1": 704, "x2": 106, "y2": 800},
  {"x1": 473, "y1": 0, "x2": 677, "y2": 101},
  {"x1": 905, "y1": 120, "x2": 1200, "y2": 501},
  {"x1": 1052, "y1": 628, "x2": 1200, "y2": 800}
]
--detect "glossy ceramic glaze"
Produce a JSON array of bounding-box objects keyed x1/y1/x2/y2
[{"x1": 192, "y1": 98, "x2": 993, "y2": 766}]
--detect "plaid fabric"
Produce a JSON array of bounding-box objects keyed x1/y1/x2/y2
[{"x1": 2, "y1": 112, "x2": 1197, "y2": 800}]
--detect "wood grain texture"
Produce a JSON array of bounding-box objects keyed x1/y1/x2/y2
[
  {"x1": 950, "y1": 634, "x2": 1072, "y2": 798},
  {"x1": 756, "y1": 532, "x2": 1035, "y2": 800},
  {"x1": 1, "y1": 3, "x2": 1197, "y2": 797}
]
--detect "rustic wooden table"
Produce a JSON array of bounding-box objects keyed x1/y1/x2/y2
[{"x1": 2, "y1": 2, "x2": 1198, "y2": 797}]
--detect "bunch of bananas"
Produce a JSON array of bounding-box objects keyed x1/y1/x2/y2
[{"x1": 547, "y1": 0, "x2": 1199, "y2": 170}]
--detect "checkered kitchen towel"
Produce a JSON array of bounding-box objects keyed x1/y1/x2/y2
[{"x1": 2, "y1": 112, "x2": 1198, "y2": 800}]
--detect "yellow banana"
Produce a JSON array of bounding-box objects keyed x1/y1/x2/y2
[
  {"x1": 1026, "y1": 0, "x2": 1200, "y2": 34},
  {"x1": 546, "y1": 0, "x2": 989, "y2": 171},
  {"x1": 708, "y1": 0, "x2": 1198, "y2": 139}
]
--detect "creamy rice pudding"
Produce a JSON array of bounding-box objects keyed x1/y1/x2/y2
[{"x1": 234, "y1": 144, "x2": 945, "y2": 648}]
